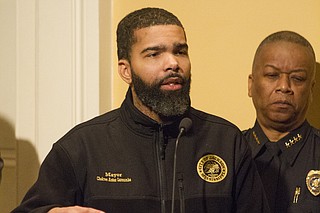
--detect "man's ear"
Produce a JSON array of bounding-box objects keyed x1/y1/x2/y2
[
  {"x1": 248, "y1": 74, "x2": 253, "y2": 97},
  {"x1": 310, "y1": 79, "x2": 316, "y2": 103},
  {"x1": 118, "y1": 59, "x2": 132, "y2": 84}
]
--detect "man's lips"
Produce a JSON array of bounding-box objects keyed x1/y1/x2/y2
[
  {"x1": 272, "y1": 100, "x2": 292, "y2": 108},
  {"x1": 160, "y1": 77, "x2": 183, "y2": 90},
  {"x1": 161, "y1": 77, "x2": 183, "y2": 85}
]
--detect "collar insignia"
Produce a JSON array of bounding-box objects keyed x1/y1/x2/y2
[
  {"x1": 252, "y1": 131, "x2": 261, "y2": 145},
  {"x1": 197, "y1": 154, "x2": 227, "y2": 183},
  {"x1": 285, "y1": 133, "x2": 302, "y2": 148},
  {"x1": 306, "y1": 170, "x2": 320, "y2": 196}
]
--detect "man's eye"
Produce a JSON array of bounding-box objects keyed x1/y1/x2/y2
[
  {"x1": 146, "y1": 52, "x2": 159, "y2": 58},
  {"x1": 291, "y1": 76, "x2": 305, "y2": 82},
  {"x1": 176, "y1": 50, "x2": 188, "y2": 56},
  {"x1": 265, "y1": 73, "x2": 279, "y2": 78}
]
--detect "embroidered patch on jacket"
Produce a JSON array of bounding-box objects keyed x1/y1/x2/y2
[
  {"x1": 197, "y1": 154, "x2": 227, "y2": 183},
  {"x1": 96, "y1": 171, "x2": 132, "y2": 183},
  {"x1": 306, "y1": 170, "x2": 320, "y2": 196}
]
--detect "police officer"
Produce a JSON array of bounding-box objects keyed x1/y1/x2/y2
[{"x1": 244, "y1": 31, "x2": 320, "y2": 213}]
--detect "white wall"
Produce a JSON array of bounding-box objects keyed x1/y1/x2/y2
[
  {"x1": 0, "y1": 0, "x2": 105, "y2": 211},
  {"x1": 0, "y1": 0, "x2": 18, "y2": 211}
]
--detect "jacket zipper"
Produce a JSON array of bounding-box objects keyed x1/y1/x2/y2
[
  {"x1": 178, "y1": 173, "x2": 185, "y2": 213},
  {"x1": 156, "y1": 125, "x2": 166, "y2": 213}
]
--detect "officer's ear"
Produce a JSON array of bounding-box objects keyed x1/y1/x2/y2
[
  {"x1": 309, "y1": 79, "x2": 316, "y2": 103},
  {"x1": 118, "y1": 59, "x2": 132, "y2": 85},
  {"x1": 248, "y1": 74, "x2": 253, "y2": 97}
]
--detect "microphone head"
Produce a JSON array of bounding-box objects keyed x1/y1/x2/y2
[{"x1": 179, "y1": 117, "x2": 192, "y2": 133}]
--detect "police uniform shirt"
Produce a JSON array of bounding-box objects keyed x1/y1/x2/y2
[{"x1": 244, "y1": 120, "x2": 320, "y2": 213}]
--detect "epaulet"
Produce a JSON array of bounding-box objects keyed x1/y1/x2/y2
[{"x1": 312, "y1": 127, "x2": 320, "y2": 137}]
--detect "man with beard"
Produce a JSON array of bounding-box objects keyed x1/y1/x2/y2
[
  {"x1": 243, "y1": 31, "x2": 320, "y2": 213},
  {"x1": 13, "y1": 7, "x2": 269, "y2": 213}
]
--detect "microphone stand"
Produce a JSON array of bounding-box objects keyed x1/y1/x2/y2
[
  {"x1": 171, "y1": 127, "x2": 185, "y2": 213},
  {"x1": 171, "y1": 117, "x2": 192, "y2": 213}
]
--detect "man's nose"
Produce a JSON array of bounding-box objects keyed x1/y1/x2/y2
[
  {"x1": 164, "y1": 54, "x2": 179, "y2": 72},
  {"x1": 276, "y1": 75, "x2": 293, "y2": 94}
]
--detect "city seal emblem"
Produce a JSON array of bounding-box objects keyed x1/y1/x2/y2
[
  {"x1": 306, "y1": 170, "x2": 320, "y2": 196},
  {"x1": 197, "y1": 154, "x2": 227, "y2": 183}
]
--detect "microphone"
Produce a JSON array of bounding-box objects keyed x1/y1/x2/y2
[
  {"x1": 171, "y1": 118, "x2": 192, "y2": 213},
  {"x1": 178, "y1": 117, "x2": 192, "y2": 134}
]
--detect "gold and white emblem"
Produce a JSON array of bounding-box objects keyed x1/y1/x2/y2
[
  {"x1": 197, "y1": 154, "x2": 227, "y2": 183},
  {"x1": 306, "y1": 170, "x2": 320, "y2": 196}
]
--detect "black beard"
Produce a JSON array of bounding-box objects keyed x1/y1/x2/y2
[{"x1": 131, "y1": 71, "x2": 191, "y2": 118}]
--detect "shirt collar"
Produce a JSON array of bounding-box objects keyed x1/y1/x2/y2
[{"x1": 250, "y1": 120, "x2": 311, "y2": 166}]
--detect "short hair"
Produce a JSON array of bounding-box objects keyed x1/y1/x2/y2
[
  {"x1": 116, "y1": 7, "x2": 185, "y2": 61},
  {"x1": 255, "y1": 31, "x2": 315, "y2": 59},
  {"x1": 252, "y1": 31, "x2": 316, "y2": 78}
]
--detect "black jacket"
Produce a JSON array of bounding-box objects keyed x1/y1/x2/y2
[{"x1": 13, "y1": 90, "x2": 269, "y2": 213}]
